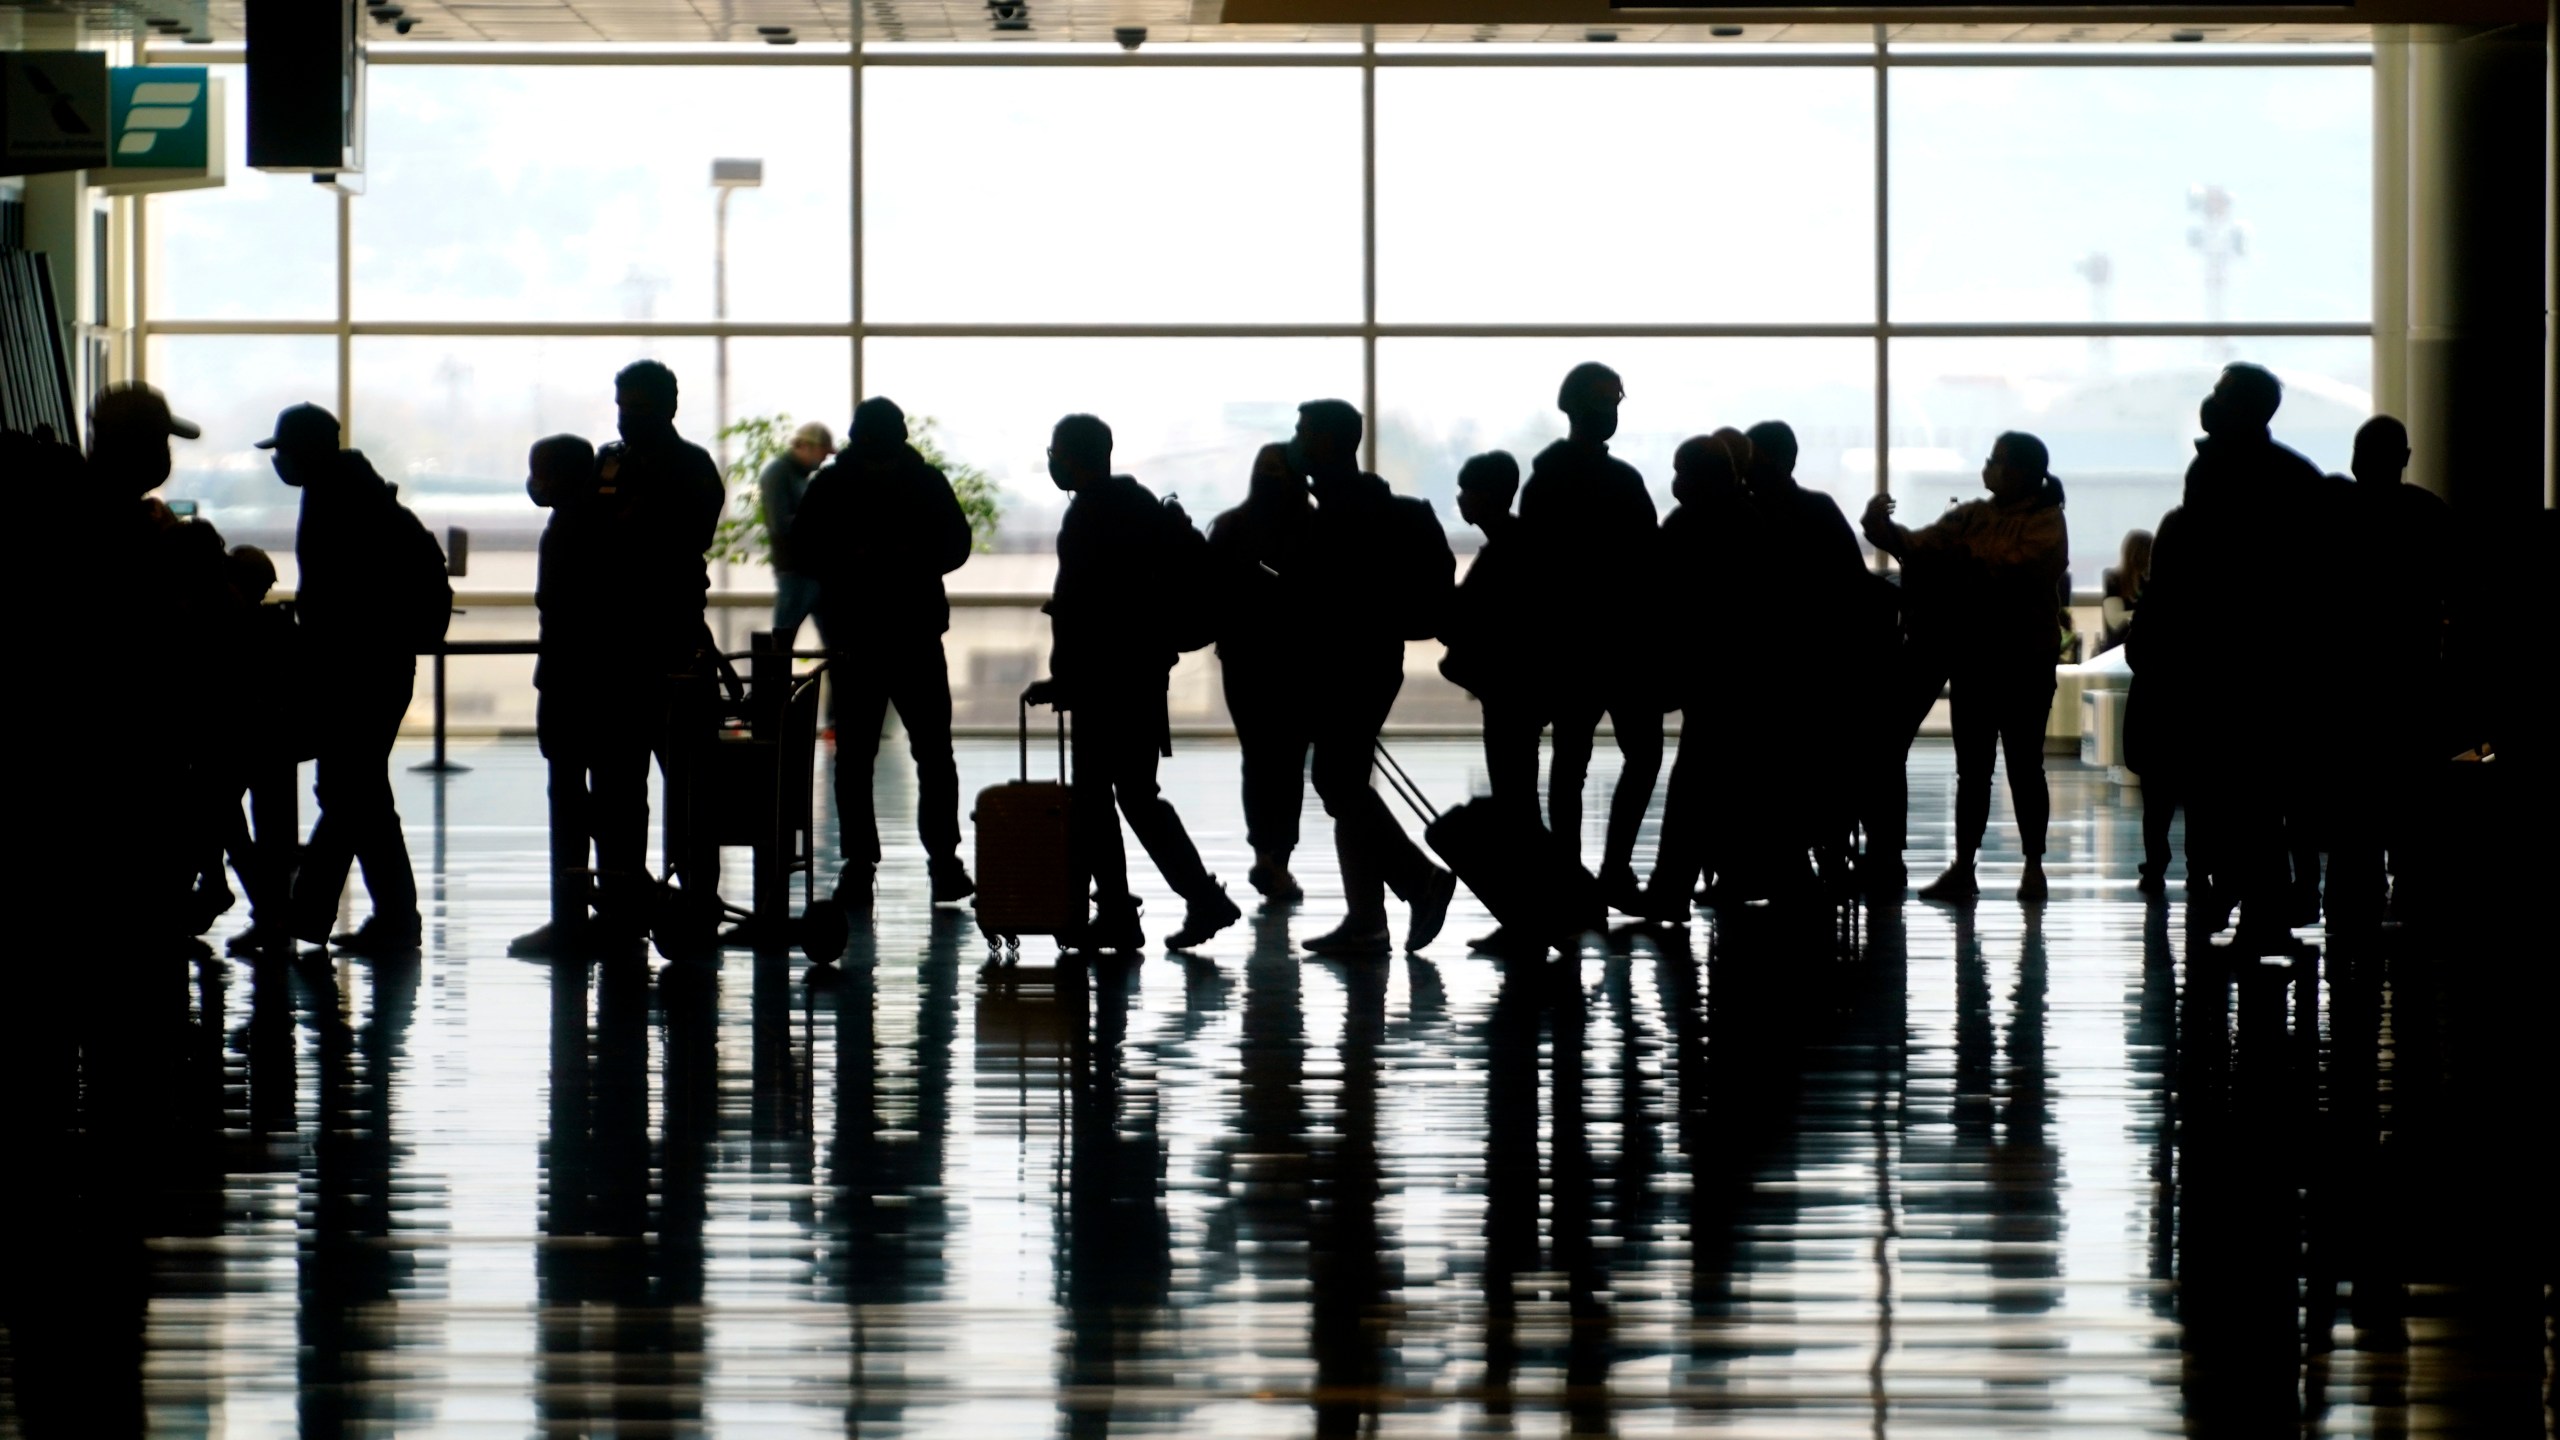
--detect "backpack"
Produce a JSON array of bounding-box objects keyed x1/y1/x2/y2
[
  {"x1": 1158, "y1": 496, "x2": 1221, "y2": 654},
  {"x1": 387, "y1": 496, "x2": 454, "y2": 651}
]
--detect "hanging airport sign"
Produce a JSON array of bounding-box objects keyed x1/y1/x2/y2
[
  {"x1": 1, "y1": 52, "x2": 111, "y2": 177},
  {"x1": 97, "y1": 68, "x2": 225, "y2": 195}
]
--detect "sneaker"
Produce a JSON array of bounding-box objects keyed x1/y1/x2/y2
[
  {"x1": 1075, "y1": 904, "x2": 1145, "y2": 954},
  {"x1": 1469, "y1": 926, "x2": 1548, "y2": 957},
  {"x1": 1247, "y1": 856, "x2": 1304, "y2": 904},
  {"x1": 1599, "y1": 866, "x2": 1646, "y2": 918},
  {"x1": 225, "y1": 922, "x2": 291, "y2": 958},
  {"x1": 1303, "y1": 921, "x2": 1392, "y2": 957},
  {"x1": 1917, "y1": 866, "x2": 1979, "y2": 904},
  {"x1": 332, "y1": 916, "x2": 422, "y2": 958},
  {"x1": 2017, "y1": 864, "x2": 2049, "y2": 902},
  {"x1": 930, "y1": 860, "x2": 976, "y2": 906},
  {"x1": 2136, "y1": 868, "x2": 2168, "y2": 899},
  {"x1": 1166, "y1": 886, "x2": 1244, "y2": 951},
  {"x1": 1404, "y1": 865, "x2": 1458, "y2": 952},
  {"x1": 508, "y1": 921, "x2": 582, "y2": 960}
]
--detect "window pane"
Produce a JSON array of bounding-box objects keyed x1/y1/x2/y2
[
  {"x1": 1889, "y1": 67, "x2": 2371, "y2": 323},
  {"x1": 148, "y1": 334, "x2": 341, "y2": 554},
  {"x1": 1887, "y1": 336, "x2": 2372, "y2": 585},
  {"x1": 1378, "y1": 337, "x2": 1877, "y2": 534},
  {"x1": 862, "y1": 68, "x2": 1363, "y2": 324},
  {"x1": 1376, "y1": 69, "x2": 1875, "y2": 323},
  {"x1": 145, "y1": 67, "x2": 339, "y2": 320},
  {"x1": 354, "y1": 67, "x2": 852, "y2": 323},
  {"x1": 861, "y1": 337, "x2": 1365, "y2": 546}
]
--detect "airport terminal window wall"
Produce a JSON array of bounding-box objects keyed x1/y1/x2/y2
[{"x1": 135, "y1": 39, "x2": 2371, "y2": 722}]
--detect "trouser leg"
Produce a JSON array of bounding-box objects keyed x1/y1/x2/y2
[
  {"x1": 1868, "y1": 650, "x2": 1949, "y2": 869},
  {"x1": 1481, "y1": 700, "x2": 1544, "y2": 828},
  {"x1": 1950, "y1": 679, "x2": 2000, "y2": 866},
  {"x1": 1313, "y1": 670, "x2": 1425, "y2": 927},
  {"x1": 653, "y1": 672, "x2": 721, "y2": 919},
  {"x1": 1546, "y1": 697, "x2": 1600, "y2": 858},
  {"x1": 294, "y1": 670, "x2": 416, "y2": 936},
  {"x1": 1069, "y1": 715, "x2": 1133, "y2": 914},
  {"x1": 772, "y1": 573, "x2": 817, "y2": 654},
  {"x1": 829, "y1": 667, "x2": 893, "y2": 870},
  {"x1": 1226, "y1": 662, "x2": 1306, "y2": 855},
  {"x1": 1647, "y1": 730, "x2": 1707, "y2": 901},
  {"x1": 350, "y1": 668, "x2": 420, "y2": 924},
  {"x1": 586, "y1": 717, "x2": 654, "y2": 933},
  {"x1": 890, "y1": 639, "x2": 964, "y2": 867},
  {"x1": 1601, "y1": 697, "x2": 1664, "y2": 878},
  {"x1": 1104, "y1": 692, "x2": 1214, "y2": 905},
  {"x1": 1998, "y1": 674, "x2": 2055, "y2": 859},
  {"x1": 2141, "y1": 773, "x2": 2179, "y2": 878}
]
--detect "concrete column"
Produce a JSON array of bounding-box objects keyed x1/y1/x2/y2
[{"x1": 2379, "y1": 23, "x2": 2551, "y2": 517}]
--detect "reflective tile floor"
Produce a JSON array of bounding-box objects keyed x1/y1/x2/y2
[{"x1": 4, "y1": 738, "x2": 2550, "y2": 1437}]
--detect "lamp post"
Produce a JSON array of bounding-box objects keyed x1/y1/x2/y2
[{"x1": 711, "y1": 157, "x2": 762, "y2": 648}]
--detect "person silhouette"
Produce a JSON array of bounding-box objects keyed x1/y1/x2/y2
[
  {"x1": 1639, "y1": 435, "x2": 1766, "y2": 922},
  {"x1": 791, "y1": 396, "x2": 977, "y2": 915},
  {"x1": 2131, "y1": 362, "x2": 2324, "y2": 950},
  {"x1": 508, "y1": 432, "x2": 664, "y2": 962},
  {"x1": 761, "y1": 421, "x2": 836, "y2": 653},
  {"x1": 1207, "y1": 443, "x2": 1318, "y2": 904},
  {"x1": 1863, "y1": 432, "x2": 2070, "y2": 903},
  {"x1": 206, "y1": 543, "x2": 303, "y2": 955},
  {"x1": 1521, "y1": 362, "x2": 1663, "y2": 915},
  {"x1": 1024, "y1": 413, "x2": 1243, "y2": 953},
  {"x1": 1739, "y1": 419, "x2": 1870, "y2": 897},
  {"x1": 263, "y1": 402, "x2": 451, "y2": 957},
  {"x1": 2333, "y1": 415, "x2": 2453, "y2": 918},
  {"x1": 1287, "y1": 399, "x2": 1459, "y2": 956},
  {"x1": 1440, "y1": 450, "x2": 1546, "y2": 952}
]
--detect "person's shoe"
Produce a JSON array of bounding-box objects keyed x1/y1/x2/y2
[
  {"x1": 508, "y1": 921, "x2": 587, "y2": 960},
  {"x1": 1247, "y1": 853, "x2": 1304, "y2": 904},
  {"x1": 1303, "y1": 921, "x2": 1392, "y2": 958},
  {"x1": 930, "y1": 860, "x2": 977, "y2": 906},
  {"x1": 834, "y1": 866, "x2": 876, "y2": 920},
  {"x1": 225, "y1": 922, "x2": 290, "y2": 958},
  {"x1": 1468, "y1": 926, "x2": 1526, "y2": 954},
  {"x1": 190, "y1": 883, "x2": 238, "y2": 936},
  {"x1": 1077, "y1": 903, "x2": 1145, "y2": 954},
  {"x1": 1917, "y1": 866, "x2": 1979, "y2": 904},
  {"x1": 2136, "y1": 868, "x2": 2168, "y2": 899},
  {"x1": 1599, "y1": 866, "x2": 1647, "y2": 918},
  {"x1": 332, "y1": 915, "x2": 422, "y2": 958},
  {"x1": 1861, "y1": 861, "x2": 1908, "y2": 902},
  {"x1": 2017, "y1": 864, "x2": 2049, "y2": 902},
  {"x1": 1633, "y1": 888, "x2": 1691, "y2": 927},
  {"x1": 1166, "y1": 886, "x2": 1244, "y2": 951},
  {"x1": 2290, "y1": 886, "x2": 2322, "y2": 929},
  {"x1": 1404, "y1": 865, "x2": 1458, "y2": 952}
]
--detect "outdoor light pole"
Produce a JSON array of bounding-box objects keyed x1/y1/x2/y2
[{"x1": 710, "y1": 157, "x2": 763, "y2": 648}]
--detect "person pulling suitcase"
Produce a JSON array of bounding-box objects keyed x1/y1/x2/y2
[{"x1": 1023, "y1": 413, "x2": 1242, "y2": 953}]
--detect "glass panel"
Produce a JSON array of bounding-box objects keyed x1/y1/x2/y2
[
  {"x1": 1886, "y1": 335, "x2": 2372, "y2": 586},
  {"x1": 145, "y1": 66, "x2": 340, "y2": 320},
  {"x1": 147, "y1": 333, "x2": 341, "y2": 559},
  {"x1": 860, "y1": 336, "x2": 1365, "y2": 549},
  {"x1": 354, "y1": 67, "x2": 852, "y2": 323},
  {"x1": 1888, "y1": 67, "x2": 2371, "y2": 323},
  {"x1": 862, "y1": 68, "x2": 1363, "y2": 324},
  {"x1": 1377, "y1": 337, "x2": 1877, "y2": 535},
  {"x1": 1375, "y1": 69, "x2": 1875, "y2": 323}
]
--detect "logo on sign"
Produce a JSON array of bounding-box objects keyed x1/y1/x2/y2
[{"x1": 119, "y1": 79, "x2": 202, "y2": 157}]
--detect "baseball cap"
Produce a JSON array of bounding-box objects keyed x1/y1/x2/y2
[
  {"x1": 255, "y1": 402, "x2": 342, "y2": 453},
  {"x1": 89, "y1": 383, "x2": 202, "y2": 441}
]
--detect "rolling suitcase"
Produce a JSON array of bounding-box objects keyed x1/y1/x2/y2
[
  {"x1": 973, "y1": 693, "x2": 1078, "y2": 959},
  {"x1": 1373, "y1": 741, "x2": 1604, "y2": 950}
]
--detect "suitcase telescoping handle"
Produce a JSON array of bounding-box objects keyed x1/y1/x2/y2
[
  {"x1": 1371, "y1": 740, "x2": 1440, "y2": 826},
  {"x1": 1019, "y1": 687, "x2": 1067, "y2": 782}
]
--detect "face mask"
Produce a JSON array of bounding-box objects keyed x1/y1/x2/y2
[
  {"x1": 2198, "y1": 396, "x2": 2226, "y2": 436},
  {"x1": 1047, "y1": 455, "x2": 1074, "y2": 491},
  {"x1": 1282, "y1": 438, "x2": 1308, "y2": 477}
]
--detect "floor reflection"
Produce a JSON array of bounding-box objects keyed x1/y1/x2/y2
[{"x1": 2, "y1": 737, "x2": 2548, "y2": 1438}]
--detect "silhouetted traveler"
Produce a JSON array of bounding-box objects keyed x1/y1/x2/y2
[
  {"x1": 762, "y1": 421, "x2": 836, "y2": 652},
  {"x1": 2098, "y1": 528, "x2": 2151, "y2": 656},
  {"x1": 509, "y1": 432, "x2": 670, "y2": 962},
  {"x1": 1741, "y1": 419, "x2": 1873, "y2": 894},
  {"x1": 792, "y1": 396, "x2": 976, "y2": 913},
  {"x1": 2131, "y1": 363, "x2": 2324, "y2": 949},
  {"x1": 77, "y1": 385, "x2": 213, "y2": 945},
  {"x1": 1521, "y1": 363, "x2": 1663, "y2": 913},
  {"x1": 208, "y1": 544, "x2": 304, "y2": 955},
  {"x1": 1441, "y1": 451, "x2": 1545, "y2": 951},
  {"x1": 1640, "y1": 435, "x2": 1766, "y2": 921},
  {"x1": 1289, "y1": 399, "x2": 1459, "y2": 956},
  {"x1": 1863, "y1": 432, "x2": 2069, "y2": 902},
  {"x1": 267, "y1": 403, "x2": 452, "y2": 957},
  {"x1": 1208, "y1": 443, "x2": 1316, "y2": 904},
  {"x1": 2333, "y1": 415, "x2": 2454, "y2": 917},
  {"x1": 1025, "y1": 414, "x2": 1243, "y2": 952}
]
